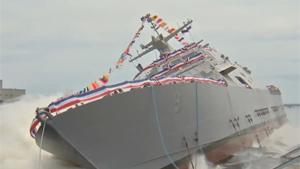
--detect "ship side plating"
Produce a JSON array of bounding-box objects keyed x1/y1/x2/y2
[{"x1": 36, "y1": 82, "x2": 286, "y2": 169}]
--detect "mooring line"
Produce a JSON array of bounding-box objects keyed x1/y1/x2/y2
[
  {"x1": 151, "y1": 86, "x2": 180, "y2": 169},
  {"x1": 37, "y1": 119, "x2": 47, "y2": 169}
]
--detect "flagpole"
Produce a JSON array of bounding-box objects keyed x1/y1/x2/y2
[{"x1": 150, "y1": 22, "x2": 160, "y2": 36}]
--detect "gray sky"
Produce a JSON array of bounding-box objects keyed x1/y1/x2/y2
[{"x1": 1, "y1": 0, "x2": 299, "y2": 103}]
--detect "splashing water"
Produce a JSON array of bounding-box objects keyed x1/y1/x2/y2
[
  {"x1": 0, "y1": 95, "x2": 299, "y2": 169},
  {"x1": 0, "y1": 95, "x2": 84, "y2": 169},
  {"x1": 218, "y1": 107, "x2": 300, "y2": 169}
]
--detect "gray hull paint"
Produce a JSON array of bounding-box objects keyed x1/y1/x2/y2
[{"x1": 37, "y1": 82, "x2": 286, "y2": 169}]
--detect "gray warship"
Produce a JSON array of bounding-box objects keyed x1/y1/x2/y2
[{"x1": 31, "y1": 16, "x2": 287, "y2": 169}]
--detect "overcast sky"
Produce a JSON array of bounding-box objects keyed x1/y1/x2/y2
[{"x1": 1, "y1": 0, "x2": 299, "y2": 103}]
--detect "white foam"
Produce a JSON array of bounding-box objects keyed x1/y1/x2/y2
[{"x1": 0, "y1": 95, "x2": 83, "y2": 169}]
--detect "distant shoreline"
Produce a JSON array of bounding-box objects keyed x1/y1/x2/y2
[{"x1": 284, "y1": 104, "x2": 300, "y2": 108}]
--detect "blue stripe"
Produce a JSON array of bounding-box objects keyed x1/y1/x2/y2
[{"x1": 48, "y1": 78, "x2": 149, "y2": 107}]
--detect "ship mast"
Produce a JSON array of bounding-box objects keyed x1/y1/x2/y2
[{"x1": 129, "y1": 19, "x2": 193, "y2": 62}]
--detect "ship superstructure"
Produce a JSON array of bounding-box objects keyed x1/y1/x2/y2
[
  {"x1": 30, "y1": 15, "x2": 286, "y2": 169},
  {"x1": 130, "y1": 19, "x2": 256, "y2": 90}
]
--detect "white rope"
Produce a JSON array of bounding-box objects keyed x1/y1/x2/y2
[
  {"x1": 195, "y1": 83, "x2": 199, "y2": 137},
  {"x1": 194, "y1": 82, "x2": 209, "y2": 169},
  {"x1": 194, "y1": 83, "x2": 200, "y2": 169},
  {"x1": 151, "y1": 86, "x2": 180, "y2": 169},
  {"x1": 183, "y1": 137, "x2": 195, "y2": 169},
  {"x1": 37, "y1": 119, "x2": 47, "y2": 169}
]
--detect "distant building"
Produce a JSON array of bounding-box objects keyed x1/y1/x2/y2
[{"x1": 0, "y1": 80, "x2": 26, "y2": 103}]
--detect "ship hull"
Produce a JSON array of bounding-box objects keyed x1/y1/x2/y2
[{"x1": 36, "y1": 82, "x2": 286, "y2": 169}]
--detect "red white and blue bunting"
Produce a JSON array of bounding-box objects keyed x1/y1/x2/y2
[{"x1": 30, "y1": 76, "x2": 226, "y2": 138}]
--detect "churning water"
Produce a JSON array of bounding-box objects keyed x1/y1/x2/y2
[
  {"x1": 0, "y1": 95, "x2": 299, "y2": 169},
  {"x1": 0, "y1": 95, "x2": 82, "y2": 169},
  {"x1": 208, "y1": 106, "x2": 300, "y2": 169}
]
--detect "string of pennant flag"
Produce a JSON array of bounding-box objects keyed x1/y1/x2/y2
[
  {"x1": 81, "y1": 13, "x2": 192, "y2": 94},
  {"x1": 144, "y1": 14, "x2": 191, "y2": 46}
]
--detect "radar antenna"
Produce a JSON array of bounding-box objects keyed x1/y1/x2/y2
[{"x1": 129, "y1": 19, "x2": 193, "y2": 62}]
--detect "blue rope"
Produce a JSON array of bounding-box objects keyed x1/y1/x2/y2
[{"x1": 151, "y1": 86, "x2": 179, "y2": 169}]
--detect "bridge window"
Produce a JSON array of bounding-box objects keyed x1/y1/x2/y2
[
  {"x1": 170, "y1": 59, "x2": 182, "y2": 66},
  {"x1": 235, "y1": 76, "x2": 250, "y2": 86}
]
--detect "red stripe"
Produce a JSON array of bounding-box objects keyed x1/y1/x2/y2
[{"x1": 29, "y1": 119, "x2": 39, "y2": 138}]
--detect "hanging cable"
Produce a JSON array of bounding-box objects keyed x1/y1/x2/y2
[
  {"x1": 194, "y1": 82, "x2": 199, "y2": 169},
  {"x1": 195, "y1": 83, "x2": 199, "y2": 141},
  {"x1": 151, "y1": 86, "x2": 180, "y2": 169},
  {"x1": 183, "y1": 137, "x2": 195, "y2": 169},
  {"x1": 37, "y1": 119, "x2": 47, "y2": 169}
]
